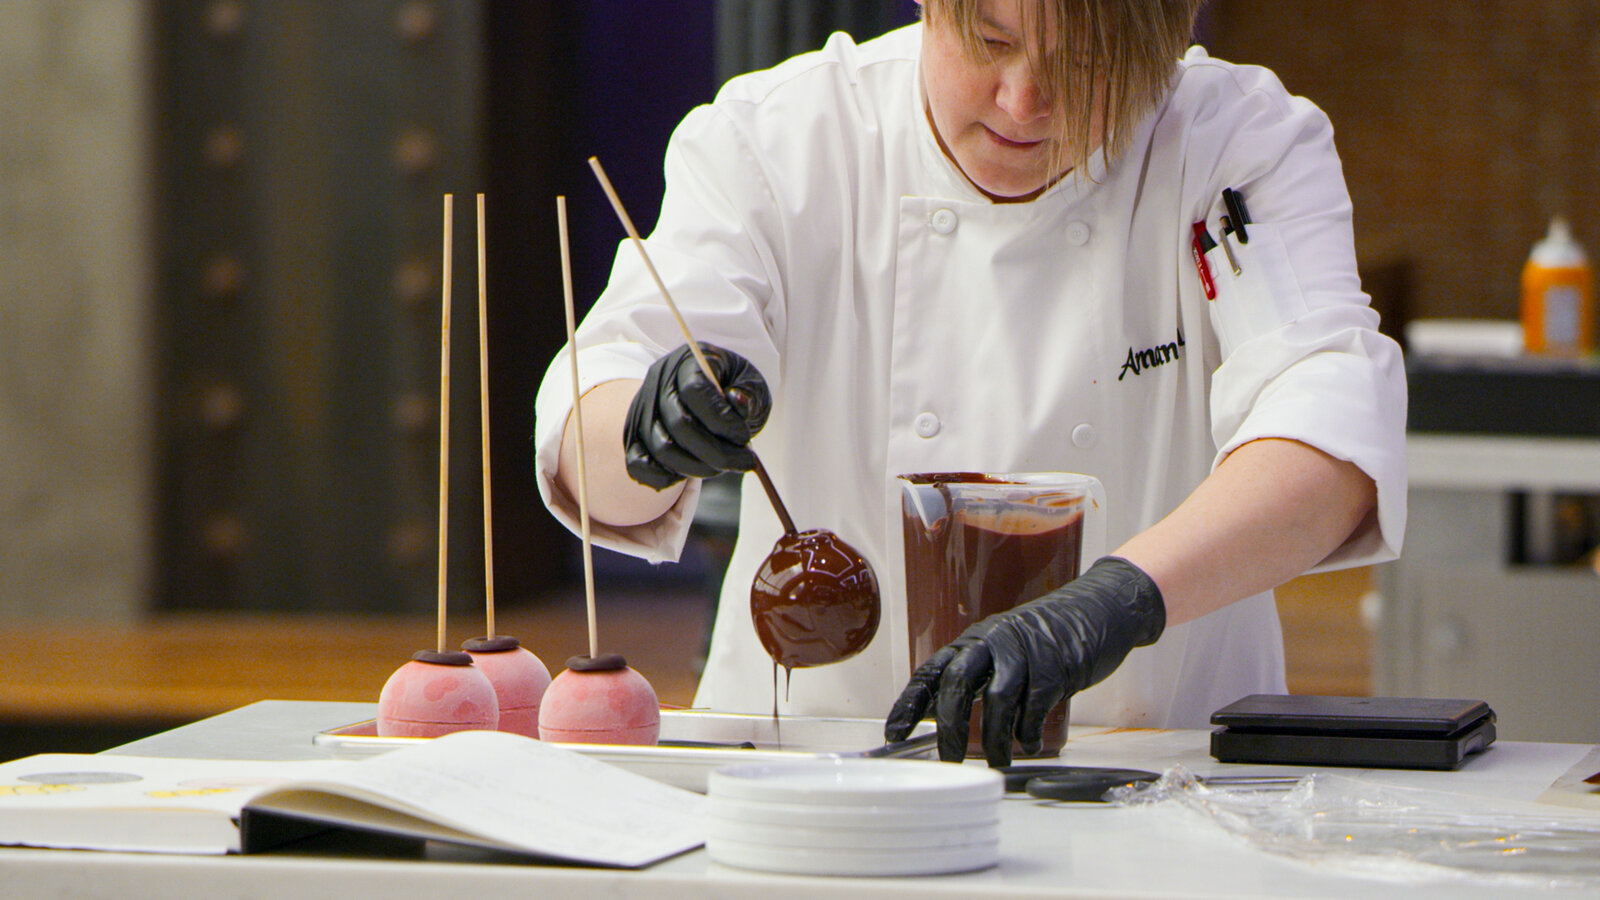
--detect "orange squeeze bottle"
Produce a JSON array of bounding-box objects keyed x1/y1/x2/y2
[{"x1": 1521, "y1": 215, "x2": 1594, "y2": 356}]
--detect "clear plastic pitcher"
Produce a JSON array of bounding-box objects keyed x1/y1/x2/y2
[{"x1": 899, "y1": 472, "x2": 1105, "y2": 758}]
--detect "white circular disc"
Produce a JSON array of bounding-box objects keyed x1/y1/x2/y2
[
  {"x1": 707, "y1": 835, "x2": 1000, "y2": 877},
  {"x1": 708, "y1": 758, "x2": 1003, "y2": 806},
  {"x1": 704, "y1": 817, "x2": 999, "y2": 850},
  {"x1": 704, "y1": 794, "x2": 998, "y2": 829}
]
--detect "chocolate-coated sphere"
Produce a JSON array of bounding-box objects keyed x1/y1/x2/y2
[{"x1": 750, "y1": 529, "x2": 880, "y2": 669}]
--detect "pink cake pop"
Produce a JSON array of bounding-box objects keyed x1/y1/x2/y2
[
  {"x1": 464, "y1": 635, "x2": 552, "y2": 737},
  {"x1": 536, "y1": 195, "x2": 660, "y2": 747},
  {"x1": 376, "y1": 194, "x2": 500, "y2": 739},
  {"x1": 538, "y1": 653, "x2": 660, "y2": 745},
  {"x1": 459, "y1": 193, "x2": 552, "y2": 737},
  {"x1": 378, "y1": 649, "x2": 499, "y2": 737}
]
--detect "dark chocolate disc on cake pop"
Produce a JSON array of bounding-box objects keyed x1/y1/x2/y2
[
  {"x1": 565, "y1": 653, "x2": 628, "y2": 672},
  {"x1": 462, "y1": 635, "x2": 522, "y2": 653},
  {"x1": 411, "y1": 649, "x2": 474, "y2": 666}
]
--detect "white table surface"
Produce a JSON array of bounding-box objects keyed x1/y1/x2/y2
[{"x1": 1, "y1": 700, "x2": 1595, "y2": 900}]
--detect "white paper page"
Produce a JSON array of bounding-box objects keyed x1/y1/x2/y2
[
  {"x1": 248, "y1": 730, "x2": 706, "y2": 867},
  {"x1": 0, "y1": 754, "x2": 350, "y2": 853},
  {"x1": 1537, "y1": 744, "x2": 1600, "y2": 812}
]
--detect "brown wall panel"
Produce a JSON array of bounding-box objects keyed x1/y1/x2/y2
[{"x1": 1204, "y1": 1, "x2": 1600, "y2": 327}]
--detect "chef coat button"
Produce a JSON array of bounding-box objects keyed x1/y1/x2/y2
[
  {"x1": 914, "y1": 412, "x2": 941, "y2": 438},
  {"x1": 1065, "y1": 221, "x2": 1091, "y2": 246},
  {"x1": 930, "y1": 208, "x2": 958, "y2": 235},
  {"x1": 1071, "y1": 423, "x2": 1097, "y2": 449}
]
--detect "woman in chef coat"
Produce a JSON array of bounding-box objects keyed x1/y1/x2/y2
[{"x1": 534, "y1": 0, "x2": 1406, "y2": 764}]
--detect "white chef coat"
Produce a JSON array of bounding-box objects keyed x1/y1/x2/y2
[{"x1": 533, "y1": 25, "x2": 1406, "y2": 729}]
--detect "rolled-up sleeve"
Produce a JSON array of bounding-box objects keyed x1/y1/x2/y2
[
  {"x1": 1210, "y1": 309, "x2": 1407, "y2": 568},
  {"x1": 1181, "y1": 53, "x2": 1408, "y2": 568}
]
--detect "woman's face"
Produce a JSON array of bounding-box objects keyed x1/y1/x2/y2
[{"x1": 918, "y1": 0, "x2": 1099, "y2": 201}]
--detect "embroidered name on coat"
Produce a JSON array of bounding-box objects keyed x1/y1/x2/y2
[{"x1": 1118, "y1": 329, "x2": 1186, "y2": 381}]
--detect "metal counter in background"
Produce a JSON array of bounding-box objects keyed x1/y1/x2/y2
[{"x1": 1375, "y1": 352, "x2": 1600, "y2": 743}]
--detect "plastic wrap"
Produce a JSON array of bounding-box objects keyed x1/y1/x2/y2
[{"x1": 1107, "y1": 766, "x2": 1600, "y2": 891}]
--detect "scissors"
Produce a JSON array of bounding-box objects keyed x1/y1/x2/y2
[{"x1": 997, "y1": 765, "x2": 1300, "y2": 802}]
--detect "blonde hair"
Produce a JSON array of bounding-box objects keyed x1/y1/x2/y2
[{"x1": 925, "y1": 0, "x2": 1202, "y2": 172}]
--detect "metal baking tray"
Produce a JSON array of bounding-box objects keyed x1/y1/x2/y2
[{"x1": 315, "y1": 710, "x2": 938, "y2": 792}]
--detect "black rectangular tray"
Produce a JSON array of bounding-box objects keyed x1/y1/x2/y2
[{"x1": 1209, "y1": 694, "x2": 1496, "y2": 770}]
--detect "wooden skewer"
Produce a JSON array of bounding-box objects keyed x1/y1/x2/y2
[
  {"x1": 586, "y1": 160, "x2": 723, "y2": 391},
  {"x1": 436, "y1": 194, "x2": 454, "y2": 654},
  {"x1": 558, "y1": 195, "x2": 600, "y2": 660},
  {"x1": 476, "y1": 193, "x2": 497, "y2": 639},
  {"x1": 586, "y1": 156, "x2": 798, "y2": 535}
]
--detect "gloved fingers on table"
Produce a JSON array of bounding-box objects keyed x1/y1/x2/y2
[
  {"x1": 931, "y1": 643, "x2": 995, "y2": 763},
  {"x1": 884, "y1": 557, "x2": 1168, "y2": 767}
]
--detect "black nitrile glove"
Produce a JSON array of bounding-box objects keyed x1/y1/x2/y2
[
  {"x1": 623, "y1": 342, "x2": 772, "y2": 490},
  {"x1": 884, "y1": 556, "x2": 1166, "y2": 766}
]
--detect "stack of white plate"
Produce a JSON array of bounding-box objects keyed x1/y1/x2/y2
[{"x1": 704, "y1": 757, "x2": 1004, "y2": 876}]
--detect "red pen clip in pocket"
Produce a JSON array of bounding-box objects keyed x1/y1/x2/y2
[{"x1": 1190, "y1": 221, "x2": 1217, "y2": 301}]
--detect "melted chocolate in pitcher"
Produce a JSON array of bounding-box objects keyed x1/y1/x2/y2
[{"x1": 902, "y1": 473, "x2": 1084, "y2": 757}]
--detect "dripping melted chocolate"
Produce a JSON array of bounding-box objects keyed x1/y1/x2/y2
[{"x1": 750, "y1": 529, "x2": 880, "y2": 670}]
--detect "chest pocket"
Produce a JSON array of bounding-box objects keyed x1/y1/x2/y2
[{"x1": 1204, "y1": 222, "x2": 1310, "y2": 357}]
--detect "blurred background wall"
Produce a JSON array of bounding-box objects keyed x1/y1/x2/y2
[
  {"x1": 1201, "y1": 0, "x2": 1600, "y2": 338},
  {"x1": 1, "y1": 2, "x2": 154, "y2": 625},
  {"x1": 3, "y1": 0, "x2": 1597, "y2": 625}
]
